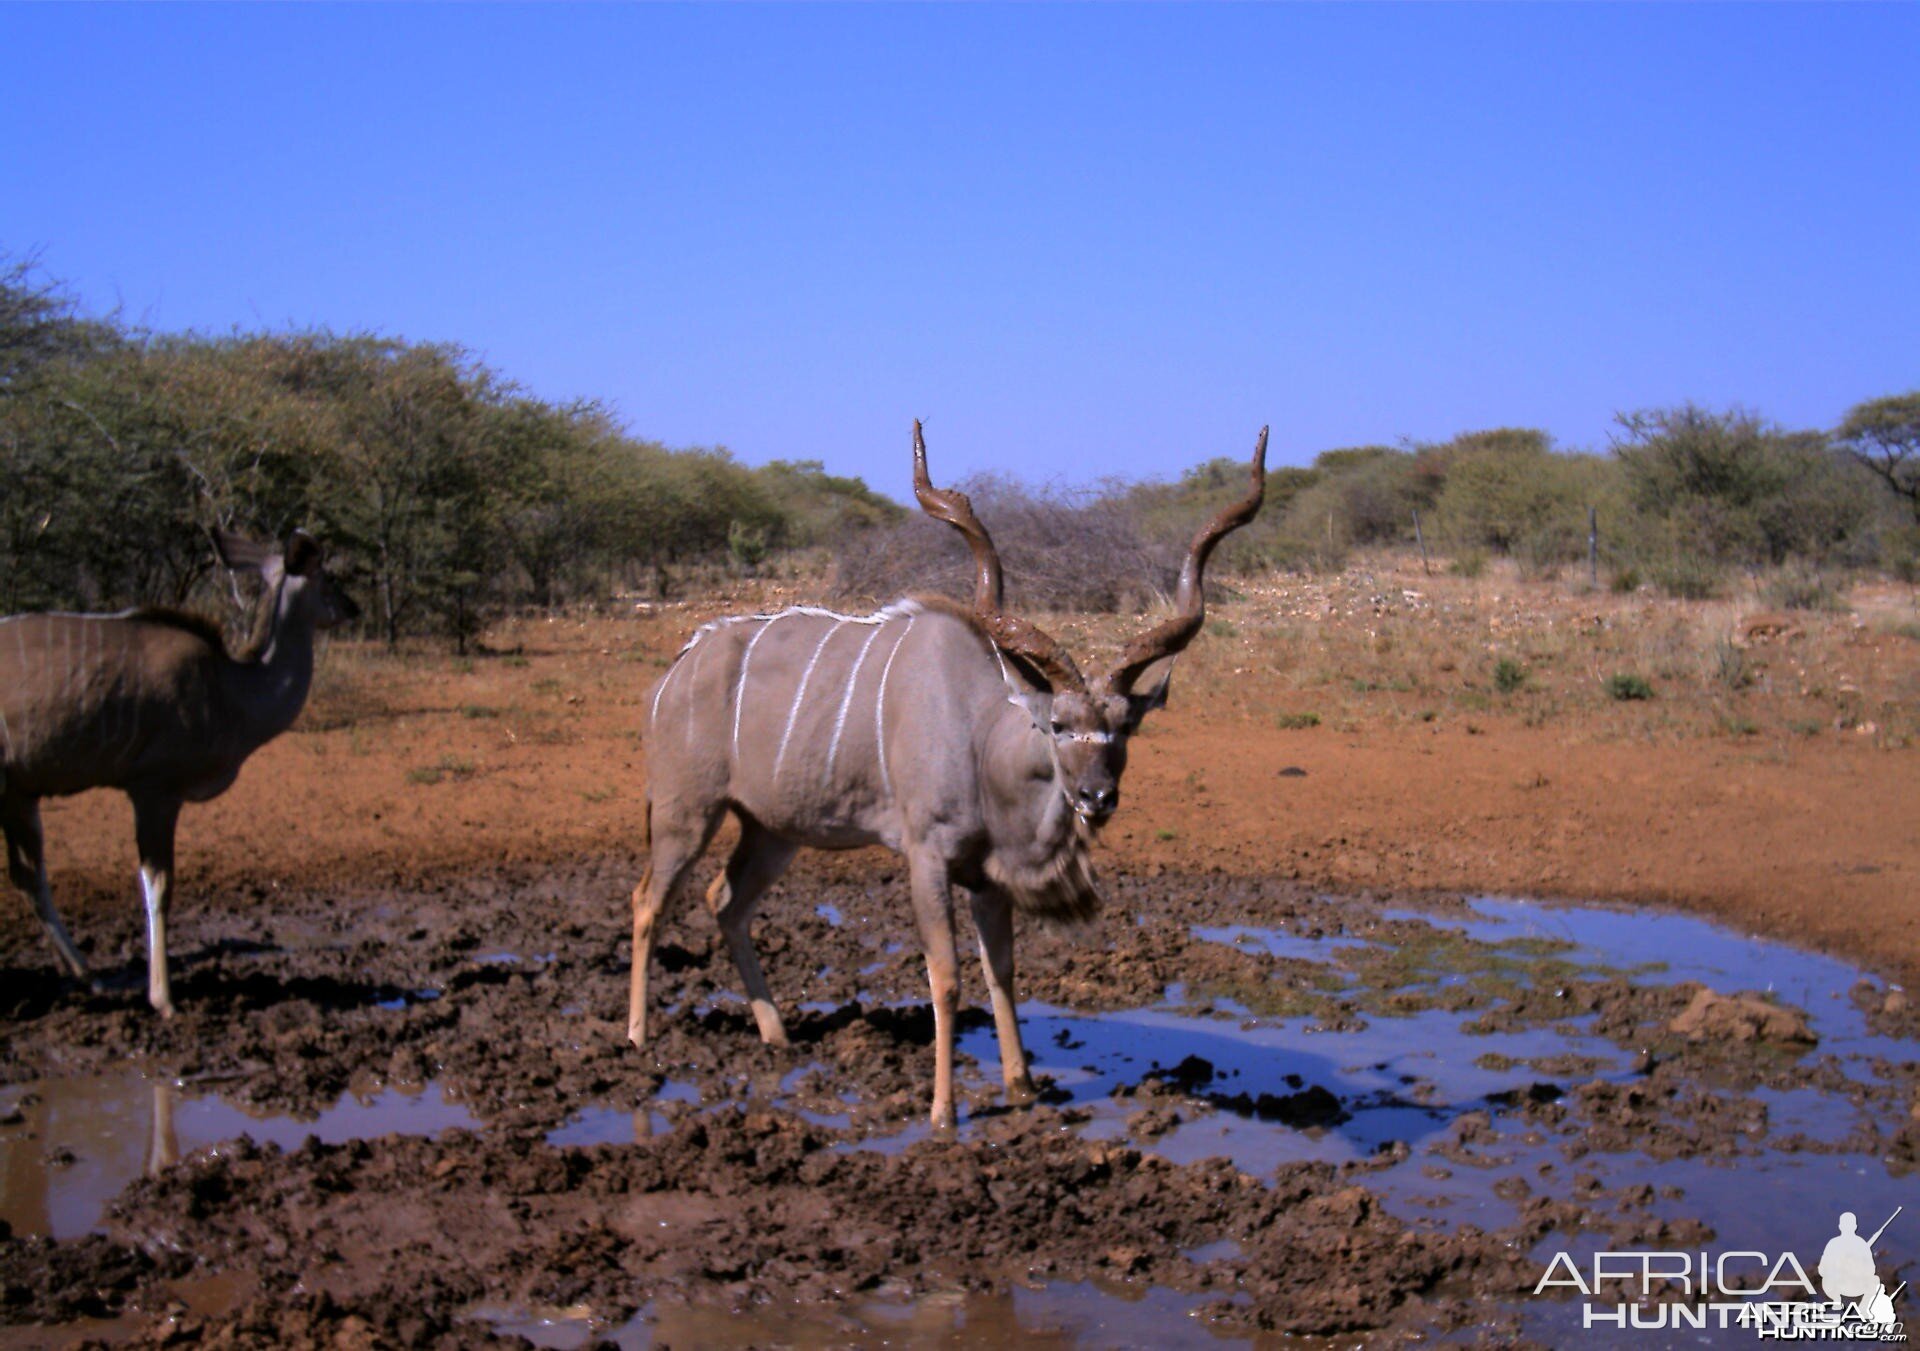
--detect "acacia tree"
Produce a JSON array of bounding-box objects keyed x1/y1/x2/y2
[{"x1": 1837, "y1": 392, "x2": 1920, "y2": 524}]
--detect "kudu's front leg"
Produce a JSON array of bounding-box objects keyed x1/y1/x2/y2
[
  {"x1": 131, "y1": 793, "x2": 183, "y2": 1018},
  {"x1": 908, "y1": 852, "x2": 961, "y2": 1131},
  {"x1": 969, "y1": 888, "x2": 1036, "y2": 1104}
]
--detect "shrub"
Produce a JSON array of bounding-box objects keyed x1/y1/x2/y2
[
  {"x1": 834, "y1": 474, "x2": 1171, "y2": 611},
  {"x1": 1493, "y1": 658, "x2": 1527, "y2": 694},
  {"x1": 727, "y1": 519, "x2": 769, "y2": 573},
  {"x1": 1648, "y1": 554, "x2": 1724, "y2": 600},
  {"x1": 1606, "y1": 673, "x2": 1655, "y2": 701},
  {"x1": 1275, "y1": 711, "x2": 1321, "y2": 730},
  {"x1": 1763, "y1": 568, "x2": 1848, "y2": 613},
  {"x1": 1710, "y1": 640, "x2": 1752, "y2": 691},
  {"x1": 1881, "y1": 525, "x2": 1920, "y2": 585},
  {"x1": 1431, "y1": 429, "x2": 1591, "y2": 563},
  {"x1": 1450, "y1": 550, "x2": 1488, "y2": 579}
]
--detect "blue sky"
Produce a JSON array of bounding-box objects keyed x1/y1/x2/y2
[{"x1": 4, "y1": 4, "x2": 1916, "y2": 497}]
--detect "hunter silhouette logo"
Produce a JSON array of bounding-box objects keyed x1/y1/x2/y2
[
  {"x1": 1534, "y1": 1202, "x2": 1910, "y2": 1338},
  {"x1": 1818, "y1": 1208, "x2": 1905, "y2": 1329}
]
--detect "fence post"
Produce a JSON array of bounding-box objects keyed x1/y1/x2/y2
[
  {"x1": 1413, "y1": 510, "x2": 1431, "y2": 576},
  {"x1": 1588, "y1": 506, "x2": 1599, "y2": 588}
]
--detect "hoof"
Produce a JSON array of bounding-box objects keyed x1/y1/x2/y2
[{"x1": 1005, "y1": 1076, "x2": 1038, "y2": 1107}]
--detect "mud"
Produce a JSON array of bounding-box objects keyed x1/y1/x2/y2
[{"x1": 3, "y1": 856, "x2": 1918, "y2": 1347}]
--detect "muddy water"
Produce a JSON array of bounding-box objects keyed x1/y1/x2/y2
[
  {"x1": 3, "y1": 859, "x2": 1918, "y2": 1345},
  {"x1": 0, "y1": 1073, "x2": 477, "y2": 1239},
  {"x1": 475, "y1": 1284, "x2": 1245, "y2": 1349}
]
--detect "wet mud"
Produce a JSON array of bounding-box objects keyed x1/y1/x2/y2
[{"x1": 3, "y1": 854, "x2": 1917, "y2": 1347}]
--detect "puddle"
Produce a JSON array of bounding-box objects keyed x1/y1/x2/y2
[
  {"x1": 956, "y1": 897, "x2": 1919, "y2": 1276},
  {"x1": 474, "y1": 1282, "x2": 1244, "y2": 1349},
  {"x1": 1194, "y1": 922, "x2": 1365, "y2": 970},
  {"x1": 0, "y1": 1072, "x2": 479, "y2": 1240},
  {"x1": 546, "y1": 1080, "x2": 700, "y2": 1147},
  {"x1": 1385, "y1": 896, "x2": 1895, "y2": 1047},
  {"x1": 952, "y1": 1002, "x2": 1631, "y2": 1175}
]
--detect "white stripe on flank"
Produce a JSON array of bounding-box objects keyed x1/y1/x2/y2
[
  {"x1": 872, "y1": 617, "x2": 915, "y2": 801},
  {"x1": 76, "y1": 621, "x2": 91, "y2": 748},
  {"x1": 774, "y1": 619, "x2": 844, "y2": 782},
  {"x1": 730, "y1": 615, "x2": 784, "y2": 763},
  {"x1": 826, "y1": 624, "x2": 886, "y2": 781},
  {"x1": 111, "y1": 661, "x2": 126, "y2": 757},
  {"x1": 57, "y1": 622, "x2": 71, "y2": 737},
  {"x1": 0, "y1": 703, "x2": 11, "y2": 759},
  {"x1": 100, "y1": 621, "x2": 120, "y2": 759},
  {"x1": 56, "y1": 623, "x2": 72, "y2": 743},
  {"x1": 121, "y1": 696, "x2": 141, "y2": 773},
  {"x1": 14, "y1": 620, "x2": 29, "y2": 753},
  {"x1": 683, "y1": 636, "x2": 710, "y2": 752},
  {"x1": 649, "y1": 629, "x2": 703, "y2": 732}
]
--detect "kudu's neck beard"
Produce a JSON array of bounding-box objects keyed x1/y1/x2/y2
[{"x1": 981, "y1": 711, "x2": 1105, "y2": 924}]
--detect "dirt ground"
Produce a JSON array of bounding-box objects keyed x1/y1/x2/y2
[{"x1": 2, "y1": 559, "x2": 1917, "y2": 1347}]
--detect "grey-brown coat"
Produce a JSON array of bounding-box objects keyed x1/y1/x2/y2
[
  {"x1": 1, "y1": 530, "x2": 356, "y2": 1015},
  {"x1": 630, "y1": 424, "x2": 1266, "y2": 1128}
]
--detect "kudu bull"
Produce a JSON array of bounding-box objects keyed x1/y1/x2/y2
[
  {"x1": 631, "y1": 424, "x2": 1266, "y2": 1127},
  {"x1": 1, "y1": 530, "x2": 357, "y2": 1015}
]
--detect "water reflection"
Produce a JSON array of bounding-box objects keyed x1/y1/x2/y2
[
  {"x1": 474, "y1": 1282, "x2": 1245, "y2": 1350},
  {"x1": 0, "y1": 1072, "x2": 478, "y2": 1239}
]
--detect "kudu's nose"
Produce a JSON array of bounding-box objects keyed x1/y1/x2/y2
[{"x1": 1076, "y1": 785, "x2": 1118, "y2": 819}]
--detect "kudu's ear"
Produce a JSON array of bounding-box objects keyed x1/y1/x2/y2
[
  {"x1": 1014, "y1": 689, "x2": 1054, "y2": 732},
  {"x1": 1123, "y1": 658, "x2": 1174, "y2": 729},
  {"x1": 283, "y1": 530, "x2": 323, "y2": 578},
  {"x1": 212, "y1": 529, "x2": 276, "y2": 575}
]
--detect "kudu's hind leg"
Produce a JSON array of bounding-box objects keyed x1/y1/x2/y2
[
  {"x1": 628, "y1": 799, "x2": 722, "y2": 1049},
  {"x1": 131, "y1": 793, "x2": 183, "y2": 1018},
  {"x1": 4, "y1": 799, "x2": 89, "y2": 980},
  {"x1": 706, "y1": 816, "x2": 799, "y2": 1047},
  {"x1": 969, "y1": 888, "x2": 1036, "y2": 1104}
]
